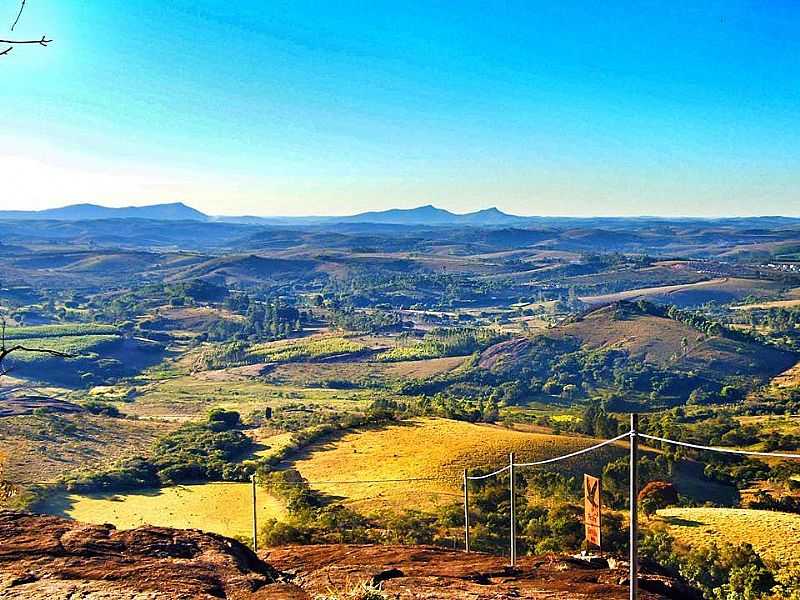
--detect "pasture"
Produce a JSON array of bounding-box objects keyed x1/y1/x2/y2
[
  {"x1": 291, "y1": 417, "x2": 627, "y2": 514},
  {"x1": 122, "y1": 376, "x2": 375, "y2": 419},
  {"x1": 659, "y1": 507, "x2": 800, "y2": 579},
  {"x1": 41, "y1": 482, "x2": 284, "y2": 540}
]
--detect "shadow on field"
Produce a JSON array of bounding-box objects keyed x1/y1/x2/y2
[
  {"x1": 660, "y1": 515, "x2": 704, "y2": 527},
  {"x1": 39, "y1": 487, "x2": 166, "y2": 518}
]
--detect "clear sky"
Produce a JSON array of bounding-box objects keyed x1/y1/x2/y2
[{"x1": 1, "y1": 1, "x2": 798, "y2": 217}]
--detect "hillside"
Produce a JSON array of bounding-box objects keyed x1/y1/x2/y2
[
  {"x1": 0, "y1": 511, "x2": 693, "y2": 599},
  {"x1": 553, "y1": 302, "x2": 796, "y2": 377},
  {"x1": 481, "y1": 302, "x2": 795, "y2": 380},
  {"x1": 473, "y1": 301, "x2": 797, "y2": 406}
]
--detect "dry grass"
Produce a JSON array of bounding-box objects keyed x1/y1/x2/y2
[
  {"x1": 292, "y1": 417, "x2": 626, "y2": 514},
  {"x1": 770, "y1": 360, "x2": 800, "y2": 390},
  {"x1": 0, "y1": 414, "x2": 177, "y2": 484},
  {"x1": 732, "y1": 299, "x2": 800, "y2": 311},
  {"x1": 40, "y1": 482, "x2": 284, "y2": 540},
  {"x1": 124, "y1": 376, "x2": 374, "y2": 419},
  {"x1": 555, "y1": 304, "x2": 793, "y2": 377},
  {"x1": 383, "y1": 356, "x2": 467, "y2": 378},
  {"x1": 580, "y1": 277, "x2": 780, "y2": 306},
  {"x1": 658, "y1": 507, "x2": 800, "y2": 575}
]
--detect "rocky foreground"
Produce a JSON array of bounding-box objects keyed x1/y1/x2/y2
[{"x1": 0, "y1": 511, "x2": 696, "y2": 599}]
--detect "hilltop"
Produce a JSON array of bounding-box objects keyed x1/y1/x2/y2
[{"x1": 0, "y1": 511, "x2": 694, "y2": 599}]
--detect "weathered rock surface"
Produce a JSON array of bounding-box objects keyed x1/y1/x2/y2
[
  {"x1": 0, "y1": 511, "x2": 698, "y2": 599},
  {"x1": 266, "y1": 544, "x2": 700, "y2": 599},
  {"x1": 0, "y1": 511, "x2": 303, "y2": 599}
]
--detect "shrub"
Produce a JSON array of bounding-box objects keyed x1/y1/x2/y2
[{"x1": 82, "y1": 400, "x2": 121, "y2": 417}]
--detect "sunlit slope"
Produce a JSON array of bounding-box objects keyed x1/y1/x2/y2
[
  {"x1": 41, "y1": 483, "x2": 284, "y2": 540},
  {"x1": 292, "y1": 417, "x2": 626, "y2": 513},
  {"x1": 660, "y1": 507, "x2": 800, "y2": 579}
]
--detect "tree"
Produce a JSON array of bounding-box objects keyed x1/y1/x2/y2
[
  {"x1": 637, "y1": 480, "x2": 678, "y2": 520},
  {"x1": 1, "y1": 1, "x2": 52, "y2": 57}
]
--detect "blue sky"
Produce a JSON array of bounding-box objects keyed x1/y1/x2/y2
[{"x1": 1, "y1": 1, "x2": 798, "y2": 216}]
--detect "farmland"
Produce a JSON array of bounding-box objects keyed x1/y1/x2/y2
[
  {"x1": 290, "y1": 417, "x2": 628, "y2": 513},
  {"x1": 41, "y1": 482, "x2": 285, "y2": 540},
  {"x1": 659, "y1": 507, "x2": 800, "y2": 580},
  {"x1": 2, "y1": 210, "x2": 800, "y2": 597}
]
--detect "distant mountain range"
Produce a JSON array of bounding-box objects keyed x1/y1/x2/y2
[
  {"x1": 1, "y1": 202, "x2": 798, "y2": 228},
  {"x1": 0, "y1": 202, "x2": 208, "y2": 222},
  {"x1": 0, "y1": 202, "x2": 529, "y2": 226}
]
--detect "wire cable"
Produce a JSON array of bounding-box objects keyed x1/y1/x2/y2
[
  {"x1": 640, "y1": 433, "x2": 800, "y2": 460},
  {"x1": 466, "y1": 464, "x2": 510, "y2": 480},
  {"x1": 513, "y1": 432, "x2": 630, "y2": 467}
]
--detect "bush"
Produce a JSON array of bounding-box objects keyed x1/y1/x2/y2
[
  {"x1": 82, "y1": 400, "x2": 121, "y2": 417},
  {"x1": 207, "y1": 408, "x2": 241, "y2": 431}
]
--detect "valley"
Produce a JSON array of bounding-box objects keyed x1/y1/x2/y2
[{"x1": 2, "y1": 207, "x2": 800, "y2": 597}]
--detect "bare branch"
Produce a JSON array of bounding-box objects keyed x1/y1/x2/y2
[
  {"x1": 0, "y1": 35, "x2": 50, "y2": 46},
  {"x1": 0, "y1": 320, "x2": 76, "y2": 378},
  {"x1": 11, "y1": 0, "x2": 26, "y2": 31},
  {"x1": 0, "y1": 46, "x2": 10, "y2": 56}
]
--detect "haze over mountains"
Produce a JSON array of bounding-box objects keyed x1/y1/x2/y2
[
  {"x1": 0, "y1": 202, "x2": 531, "y2": 226},
  {"x1": 2, "y1": 202, "x2": 799, "y2": 228}
]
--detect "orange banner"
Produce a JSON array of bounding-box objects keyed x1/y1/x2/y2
[{"x1": 584, "y1": 474, "x2": 601, "y2": 549}]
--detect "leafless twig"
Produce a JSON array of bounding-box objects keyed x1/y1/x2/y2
[
  {"x1": 0, "y1": 35, "x2": 49, "y2": 45},
  {"x1": 0, "y1": 320, "x2": 76, "y2": 377},
  {"x1": 10, "y1": 0, "x2": 25, "y2": 31},
  {"x1": 2, "y1": 1, "x2": 51, "y2": 57}
]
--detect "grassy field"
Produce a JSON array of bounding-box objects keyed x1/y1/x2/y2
[
  {"x1": 40, "y1": 482, "x2": 284, "y2": 540},
  {"x1": 659, "y1": 507, "x2": 800, "y2": 578},
  {"x1": 580, "y1": 277, "x2": 781, "y2": 307},
  {"x1": 0, "y1": 413, "x2": 177, "y2": 485},
  {"x1": 123, "y1": 376, "x2": 374, "y2": 419},
  {"x1": 248, "y1": 336, "x2": 366, "y2": 362},
  {"x1": 383, "y1": 356, "x2": 468, "y2": 378},
  {"x1": 291, "y1": 417, "x2": 627, "y2": 514}
]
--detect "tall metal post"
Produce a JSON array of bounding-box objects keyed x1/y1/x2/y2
[
  {"x1": 629, "y1": 414, "x2": 639, "y2": 600},
  {"x1": 463, "y1": 469, "x2": 470, "y2": 553},
  {"x1": 509, "y1": 452, "x2": 516, "y2": 568},
  {"x1": 251, "y1": 474, "x2": 258, "y2": 553}
]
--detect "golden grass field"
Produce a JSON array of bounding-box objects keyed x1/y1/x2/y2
[
  {"x1": 733, "y1": 299, "x2": 800, "y2": 310},
  {"x1": 120, "y1": 376, "x2": 374, "y2": 419},
  {"x1": 659, "y1": 507, "x2": 800, "y2": 576},
  {"x1": 41, "y1": 482, "x2": 285, "y2": 540},
  {"x1": 291, "y1": 417, "x2": 626, "y2": 514}
]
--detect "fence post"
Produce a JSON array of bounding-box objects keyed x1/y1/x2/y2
[
  {"x1": 509, "y1": 452, "x2": 516, "y2": 568},
  {"x1": 251, "y1": 474, "x2": 258, "y2": 554},
  {"x1": 463, "y1": 469, "x2": 470, "y2": 553},
  {"x1": 629, "y1": 414, "x2": 639, "y2": 600}
]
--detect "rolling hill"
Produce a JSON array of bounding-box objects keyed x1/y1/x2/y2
[{"x1": 476, "y1": 301, "x2": 797, "y2": 397}]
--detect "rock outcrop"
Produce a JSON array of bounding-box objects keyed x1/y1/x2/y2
[
  {"x1": 0, "y1": 511, "x2": 697, "y2": 599},
  {"x1": 267, "y1": 544, "x2": 700, "y2": 599},
  {"x1": 0, "y1": 511, "x2": 303, "y2": 599}
]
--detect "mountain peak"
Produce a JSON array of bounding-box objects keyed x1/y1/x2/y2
[{"x1": 0, "y1": 202, "x2": 209, "y2": 222}]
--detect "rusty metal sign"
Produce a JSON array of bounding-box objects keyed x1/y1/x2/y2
[{"x1": 584, "y1": 474, "x2": 601, "y2": 550}]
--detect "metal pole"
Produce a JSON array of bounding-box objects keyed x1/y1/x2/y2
[
  {"x1": 629, "y1": 414, "x2": 639, "y2": 600},
  {"x1": 463, "y1": 469, "x2": 470, "y2": 553},
  {"x1": 509, "y1": 452, "x2": 516, "y2": 568},
  {"x1": 251, "y1": 474, "x2": 258, "y2": 553}
]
